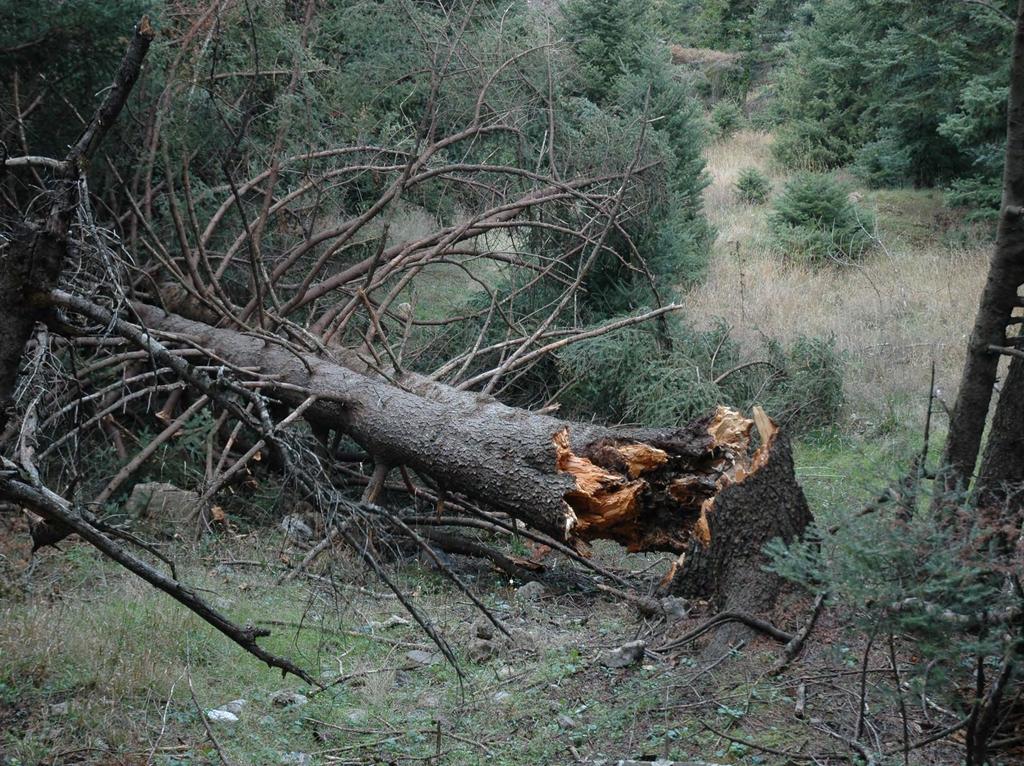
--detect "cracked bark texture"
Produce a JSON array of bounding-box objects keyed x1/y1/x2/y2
[
  {"x1": 672, "y1": 433, "x2": 812, "y2": 648},
  {"x1": 130, "y1": 303, "x2": 802, "y2": 555}
]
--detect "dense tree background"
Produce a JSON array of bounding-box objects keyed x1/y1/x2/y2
[{"x1": 770, "y1": 0, "x2": 1014, "y2": 213}]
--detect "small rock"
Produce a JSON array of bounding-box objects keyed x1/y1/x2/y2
[
  {"x1": 472, "y1": 618, "x2": 494, "y2": 641},
  {"x1": 600, "y1": 639, "x2": 646, "y2": 668},
  {"x1": 280, "y1": 753, "x2": 312, "y2": 765},
  {"x1": 206, "y1": 709, "x2": 239, "y2": 723},
  {"x1": 417, "y1": 544, "x2": 455, "y2": 571},
  {"x1": 280, "y1": 514, "x2": 313, "y2": 542},
  {"x1": 492, "y1": 690, "x2": 512, "y2": 704},
  {"x1": 557, "y1": 714, "x2": 576, "y2": 729},
  {"x1": 223, "y1": 699, "x2": 247, "y2": 715},
  {"x1": 345, "y1": 709, "x2": 368, "y2": 724},
  {"x1": 514, "y1": 580, "x2": 545, "y2": 603},
  {"x1": 467, "y1": 638, "x2": 497, "y2": 663},
  {"x1": 269, "y1": 690, "x2": 308, "y2": 708},
  {"x1": 405, "y1": 649, "x2": 440, "y2": 667},
  {"x1": 659, "y1": 597, "x2": 690, "y2": 619},
  {"x1": 366, "y1": 614, "x2": 410, "y2": 630},
  {"x1": 496, "y1": 665, "x2": 514, "y2": 681},
  {"x1": 125, "y1": 482, "x2": 199, "y2": 525},
  {"x1": 49, "y1": 702, "x2": 69, "y2": 716}
]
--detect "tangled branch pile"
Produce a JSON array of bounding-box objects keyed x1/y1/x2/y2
[{"x1": 0, "y1": 2, "x2": 813, "y2": 678}]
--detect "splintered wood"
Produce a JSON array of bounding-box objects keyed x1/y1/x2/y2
[
  {"x1": 553, "y1": 406, "x2": 780, "y2": 553},
  {"x1": 553, "y1": 428, "x2": 652, "y2": 536}
]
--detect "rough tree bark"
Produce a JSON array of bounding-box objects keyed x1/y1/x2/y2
[
  {"x1": 671, "y1": 412, "x2": 811, "y2": 611},
  {"x1": 679, "y1": 435, "x2": 809, "y2": 610},
  {"x1": 975, "y1": 354, "x2": 1024, "y2": 516},
  {"x1": 940, "y1": 0, "x2": 1024, "y2": 499},
  {"x1": 107, "y1": 302, "x2": 811, "y2": 570}
]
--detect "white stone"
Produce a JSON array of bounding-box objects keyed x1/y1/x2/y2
[
  {"x1": 405, "y1": 649, "x2": 440, "y2": 666},
  {"x1": 280, "y1": 515, "x2": 313, "y2": 542},
  {"x1": 600, "y1": 640, "x2": 646, "y2": 668},
  {"x1": 514, "y1": 580, "x2": 545, "y2": 602},
  {"x1": 223, "y1": 699, "x2": 247, "y2": 715},
  {"x1": 125, "y1": 482, "x2": 199, "y2": 525}
]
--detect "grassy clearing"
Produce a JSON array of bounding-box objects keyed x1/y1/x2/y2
[
  {"x1": 684, "y1": 129, "x2": 987, "y2": 538},
  {"x1": 0, "y1": 494, "x2": 963, "y2": 766},
  {"x1": 0, "y1": 529, "x2": 764, "y2": 765},
  {"x1": 690, "y1": 130, "x2": 989, "y2": 430}
]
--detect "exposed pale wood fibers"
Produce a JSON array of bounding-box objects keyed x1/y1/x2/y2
[
  {"x1": 704, "y1": 406, "x2": 779, "y2": 503},
  {"x1": 615, "y1": 443, "x2": 669, "y2": 478},
  {"x1": 706, "y1": 406, "x2": 753, "y2": 456},
  {"x1": 554, "y1": 406, "x2": 781, "y2": 552},
  {"x1": 552, "y1": 428, "x2": 646, "y2": 534}
]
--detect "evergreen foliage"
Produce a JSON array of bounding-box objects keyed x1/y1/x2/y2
[
  {"x1": 769, "y1": 173, "x2": 875, "y2": 262},
  {"x1": 734, "y1": 167, "x2": 771, "y2": 203},
  {"x1": 711, "y1": 100, "x2": 744, "y2": 139},
  {"x1": 561, "y1": 0, "x2": 714, "y2": 311},
  {"x1": 0, "y1": 0, "x2": 148, "y2": 157},
  {"x1": 555, "y1": 316, "x2": 843, "y2": 432},
  {"x1": 769, "y1": 486, "x2": 1021, "y2": 739},
  {"x1": 659, "y1": 0, "x2": 801, "y2": 53},
  {"x1": 561, "y1": 0, "x2": 653, "y2": 104},
  {"x1": 760, "y1": 336, "x2": 844, "y2": 430},
  {"x1": 772, "y1": 0, "x2": 1013, "y2": 214}
]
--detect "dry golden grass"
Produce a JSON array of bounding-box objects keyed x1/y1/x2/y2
[
  {"x1": 687, "y1": 130, "x2": 991, "y2": 425},
  {"x1": 702, "y1": 130, "x2": 779, "y2": 227}
]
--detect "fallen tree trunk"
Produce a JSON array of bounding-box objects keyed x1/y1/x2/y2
[{"x1": 71, "y1": 301, "x2": 809, "y2": 569}]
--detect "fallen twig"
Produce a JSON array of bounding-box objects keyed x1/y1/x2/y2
[
  {"x1": 658, "y1": 610, "x2": 794, "y2": 652},
  {"x1": 188, "y1": 671, "x2": 234, "y2": 766},
  {"x1": 2, "y1": 473, "x2": 320, "y2": 686},
  {"x1": 771, "y1": 591, "x2": 827, "y2": 674}
]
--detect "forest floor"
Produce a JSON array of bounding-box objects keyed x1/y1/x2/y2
[
  {"x1": 0, "y1": 130, "x2": 991, "y2": 766},
  {"x1": 0, "y1": 518, "x2": 968, "y2": 766}
]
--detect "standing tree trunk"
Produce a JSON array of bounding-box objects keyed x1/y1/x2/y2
[
  {"x1": 940, "y1": 0, "x2": 1024, "y2": 499},
  {"x1": 936, "y1": 11, "x2": 1024, "y2": 762},
  {"x1": 975, "y1": 354, "x2": 1024, "y2": 516}
]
